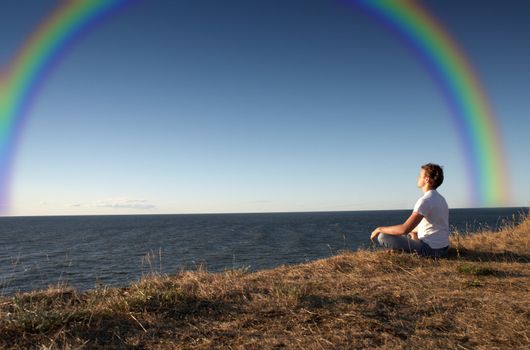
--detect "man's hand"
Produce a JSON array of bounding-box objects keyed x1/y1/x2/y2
[
  {"x1": 409, "y1": 231, "x2": 418, "y2": 240},
  {"x1": 370, "y1": 228, "x2": 381, "y2": 243}
]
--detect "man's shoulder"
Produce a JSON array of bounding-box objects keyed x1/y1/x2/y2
[
  {"x1": 414, "y1": 193, "x2": 431, "y2": 212},
  {"x1": 419, "y1": 190, "x2": 436, "y2": 202},
  {"x1": 429, "y1": 190, "x2": 448, "y2": 210},
  {"x1": 415, "y1": 190, "x2": 446, "y2": 208},
  {"x1": 426, "y1": 190, "x2": 446, "y2": 200},
  {"x1": 432, "y1": 190, "x2": 447, "y2": 201}
]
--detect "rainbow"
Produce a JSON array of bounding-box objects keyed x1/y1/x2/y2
[
  {"x1": 350, "y1": 0, "x2": 510, "y2": 206},
  {"x1": 0, "y1": 0, "x2": 129, "y2": 214},
  {"x1": 0, "y1": 0, "x2": 510, "y2": 214}
]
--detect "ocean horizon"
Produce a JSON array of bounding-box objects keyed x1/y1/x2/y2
[{"x1": 1, "y1": 207, "x2": 527, "y2": 296}]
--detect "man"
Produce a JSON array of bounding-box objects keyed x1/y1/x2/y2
[{"x1": 370, "y1": 163, "x2": 449, "y2": 257}]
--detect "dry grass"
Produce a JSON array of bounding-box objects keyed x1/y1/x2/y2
[{"x1": 1, "y1": 214, "x2": 529, "y2": 349}]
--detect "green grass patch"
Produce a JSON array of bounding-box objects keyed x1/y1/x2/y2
[{"x1": 457, "y1": 263, "x2": 497, "y2": 276}]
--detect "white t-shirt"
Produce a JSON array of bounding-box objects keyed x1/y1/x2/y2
[{"x1": 413, "y1": 190, "x2": 449, "y2": 249}]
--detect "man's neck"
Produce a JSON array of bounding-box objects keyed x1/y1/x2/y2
[{"x1": 421, "y1": 186, "x2": 435, "y2": 193}]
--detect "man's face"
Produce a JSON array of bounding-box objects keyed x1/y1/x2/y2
[{"x1": 417, "y1": 169, "x2": 427, "y2": 188}]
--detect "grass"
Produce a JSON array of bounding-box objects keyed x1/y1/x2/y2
[{"x1": 1, "y1": 214, "x2": 529, "y2": 349}]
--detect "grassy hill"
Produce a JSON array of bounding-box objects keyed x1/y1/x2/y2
[{"x1": 1, "y1": 214, "x2": 529, "y2": 349}]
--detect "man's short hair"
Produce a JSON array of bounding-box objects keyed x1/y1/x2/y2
[{"x1": 421, "y1": 163, "x2": 444, "y2": 189}]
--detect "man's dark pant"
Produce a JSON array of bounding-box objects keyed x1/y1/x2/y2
[{"x1": 377, "y1": 233, "x2": 448, "y2": 257}]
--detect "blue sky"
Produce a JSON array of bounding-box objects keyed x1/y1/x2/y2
[{"x1": 3, "y1": 0, "x2": 530, "y2": 216}]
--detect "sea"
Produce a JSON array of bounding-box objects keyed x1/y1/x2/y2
[{"x1": 0, "y1": 207, "x2": 527, "y2": 296}]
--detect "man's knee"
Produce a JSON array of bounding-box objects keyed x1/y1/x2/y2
[
  {"x1": 377, "y1": 233, "x2": 412, "y2": 251},
  {"x1": 377, "y1": 233, "x2": 390, "y2": 246}
]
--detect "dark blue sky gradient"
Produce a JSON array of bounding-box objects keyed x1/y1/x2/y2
[{"x1": 2, "y1": 0, "x2": 529, "y2": 215}]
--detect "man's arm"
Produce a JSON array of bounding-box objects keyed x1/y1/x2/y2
[{"x1": 370, "y1": 212, "x2": 424, "y2": 242}]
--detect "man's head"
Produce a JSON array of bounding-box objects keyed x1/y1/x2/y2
[{"x1": 418, "y1": 163, "x2": 444, "y2": 189}]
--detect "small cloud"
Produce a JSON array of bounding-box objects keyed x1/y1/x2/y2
[
  {"x1": 70, "y1": 203, "x2": 82, "y2": 207},
  {"x1": 92, "y1": 198, "x2": 156, "y2": 210}
]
